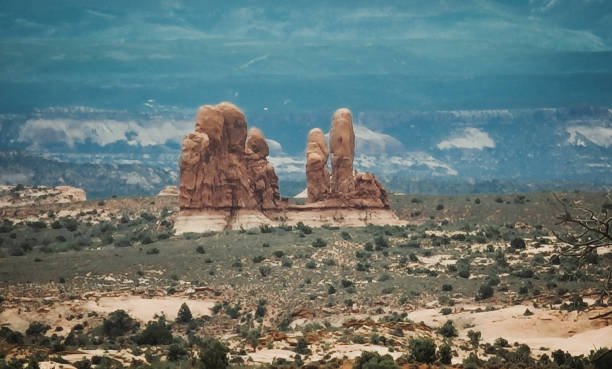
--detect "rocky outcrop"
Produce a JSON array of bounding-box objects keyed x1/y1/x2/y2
[
  {"x1": 179, "y1": 102, "x2": 280, "y2": 211},
  {"x1": 329, "y1": 108, "x2": 356, "y2": 194},
  {"x1": 306, "y1": 108, "x2": 389, "y2": 209},
  {"x1": 306, "y1": 128, "x2": 330, "y2": 203}
]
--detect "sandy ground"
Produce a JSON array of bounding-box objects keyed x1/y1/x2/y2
[
  {"x1": 81, "y1": 296, "x2": 216, "y2": 322},
  {"x1": 0, "y1": 295, "x2": 216, "y2": 332},
  {"x1": 408, "y1": 304, "x2": 612, "y2": 356}
]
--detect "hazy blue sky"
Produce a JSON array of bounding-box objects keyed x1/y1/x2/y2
[{"x1": 1, "y1": 0, "x2": 611, "y2": 112}]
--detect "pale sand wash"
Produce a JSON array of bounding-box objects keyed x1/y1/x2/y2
[
  {"x1": 0, "y1": 296, "x2": 215, "y2": 333},
  {"x1": 175, "y1": 208, "x2": 407, "y2": 234},
  {"x1": 408, "y1": 304, "x2": 612, "y2": 356}
]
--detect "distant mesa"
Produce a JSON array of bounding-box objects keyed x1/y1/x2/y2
[
  {"x1": 0, "y1": 185, "x2": 86, "y2": 208},
  {"x1": 176, "y1": 102, "x2": 403, "y2": 233}
]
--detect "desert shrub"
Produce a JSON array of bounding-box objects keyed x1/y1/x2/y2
[
  {"x1": 341, "y1": 279, "x2": 354, "y2": 288},
  {"x1": 259, "y1": 266, "x2": 271, "y2": 277},
  {"x1": 296, "y1": 222, "x2": 312, "y2": 234},
  {"x1": 167, "y1": 343, "x2": 188, "y2": 361},
  {"x1": 441, "y1": 284, "x2": 453, "y2": 292},
  {"x1": 295, "y1": 337, "x2": 311, "y2": 355},
  {"x1": 486, "y1": 274, "x2": 501, "y2": 286},
  {"x1": 114, "y1": 237, "x2": 131, "y2": 247},
  {"x1": 440, "y1": 307, "x2": 452, "y2": 315},
  {"x1": 196, "y1": 245, "x2": 206, "y2": 254},
  {"x1": 255, "y1": 299, "x2": 267, "y2": 319},
  {"x1": 476, "y1": 284, "x2": 494, "y2": 300},
  {"x1": 494, "y1": 337, "x2": 509, "y2": 347},
  {"x1": 0, "y1": 327, "x2": 24, "y2": 344},
  {"x1": 136, "y1": 317, "x2": 173, "y2": 345},
  {"x1": 26, "y1": 322, "x2": 50, "y2": 336},
  {"x1": 273, "y1": 250, "x2": 284, "y2": 258},
  {"x1": 408, "y1": 337, "x2": 437, "y2": 363},
  {"x1": 224, "y1": 304, "x2": 241, "y2": 319},
  {"x1": 523, "y1": 308, "x2": 534, "y2": 316},
  {"x1": 341, "y1": 231, "x2": 352, "y2": 240},
  {"x1": 327, "y1": 284, "x2": 336, "y2": 295},
  {"x1": 561, "y1": 295, "x2": 588, "y2": 312},
  {"x1": 146, "y1": 247, "x2": 159, "y2": 255},
  {"x1": 353, "y1": 351, "x2": 398, "y2": 369},
  {"x1": 439, "y1": 342, "x2": 452, "y2": 364},
  {"x1": 512, "y1": 268, "x2": 534, "y2": 278},
  {"x1": 511, "y1": 237, "x2": 526, "y2": 249},
  {"x1": 176, "y1": 303, "x2": 193, "y2": 323},
  {"x1": 305, "y1": 260, "x2": 316, "y2": 269},
  {"x1": 312, "y1": 238, "x2": 327, "y2": 248},
  {"x1": 462, "y1": 352, "x2": 483, "y2": 369},
  {"x1": 63, "y1": 218, "x2": 78, "y2": 232},
  {"x1": 364, "y1": 242, "x2": 374, "y2": 251},
  {"x1": 27, "y1": 221, "x2": 46, "y2": 229},
  {"x1": 550, "y1": 254, "x2": 561, "y2": 265},
  {"x1": 455, "y1": 259, "x2": 470, "y2": 278},
  {"x1": 467, "y1": 330, "x2": 481, "y2": 348},
  {"x1": 102, "y1": 310, "x2": 138, "y2": 338},
  {"x1": 281, "y1": 257, "x2": 293, "y2": 267},
  {"x1": 374, "y1": 235, "x2": 389, "y2": 250},
  {"x1": 252, "y1": 255, "x2": 265, "y2": 263},
  {"x1": 259, "y1": 224, "x2": 274, "y2": 233},
  {"x1": 72, "y1": 359, "x2": 91, "y2": 369},
  {"x1": 197, "y1": 337, "x2": 229, "y2": 369},
  {"x1": 436, "y1": 320, "x2": 457, "y2": 338},
  {"x1": 140, "y1": 212, "x2": 156, "y2": 222}
]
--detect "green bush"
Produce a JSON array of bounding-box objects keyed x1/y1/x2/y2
[
  {"x1": 136, "y1": 317, "x2": 173, "y2": 345},
  {"x1": 312, "y1": 238, "x2": 327, "y2": 248},
  {"x1": 441, "y1": 284, "x2": 453, "y2": 292},
  {"x1": 167, "y1": 343, "x2": 188, "y2": 361},
  {"x1": 341, "y1": 231, "x2": 352, "y2": 240},
  {"x1": 25, "y1": 322, "x2": 50, "y2": 336},
  {"x1": 296, "y1": 222, "x2": 312, "y2": 234},
  {"x1": 176, "y1": 302, "x2": 193, "y2": 323},
  {"x1": 295, "y1": 337, "x2": 311, "y2": 355},
  {"x1": 408, "y1": 337, "x2": 437, "y2": 363},
  {"x1": 436, "y1": 320, "x2": 457, "y2": 338},
  {"x1": 438, "y1": 342, "x2": 452, "y2": 364},
  {"x1": 374, "y1": 236, "x2": 389, "y2": 250},
  {"x1": 467, "y1": 330, "x2": 481, "y2": 348},
  {"x1": 102, "y1": 310, "x2": 138, "y2": 338},
  {"x1": 198, "y1": 337, "x2": 229, "y2": 369},
  {"x1": 476, "y1": 284, "x2": 494, "y2": 300},
  {"x1": 511, "y1": 237, "x2": 526, "y2": 249},
  {"x1": 353, "y1": 351, "x2": 398, "y2": 369}
]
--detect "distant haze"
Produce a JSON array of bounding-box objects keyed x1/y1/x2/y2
[{"x1": 0, "y1": 1, "x2": 611, "y2": 194}]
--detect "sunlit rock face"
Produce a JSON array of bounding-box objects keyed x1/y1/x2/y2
[
  {"x1": 179, "y1": 102, "x2": 279, "y2": 210},
  {"x1": 306, "y1": 128, "x2": 330, "y2": 203}
]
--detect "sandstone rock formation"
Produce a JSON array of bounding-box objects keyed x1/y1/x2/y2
[
  {"x1": 306, "y1": 108, "x2": 389, "y2": 209},
  {"x1": 179, "y1": 102, "x2": 280, "y2": 211},
  {"x1": 245, "y1": 128, "x2": 281, "y2": 210},
  {"x1": 306, "y1": 128, "x2": 330, "y2": 202},
  {"x1": 329, "y1": 108, "x2": 356, "y2": 194}
]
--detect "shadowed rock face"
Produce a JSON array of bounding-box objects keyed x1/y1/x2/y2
[
  {"x1": 179, "y1": 102, "x2": 279, "y2": 210},
  {"x1": 306, "y1": 128, "x2": 330, "y2": 203},
  {"x1": 245, "y1": 127, "x2": 280, "y2": 210}
]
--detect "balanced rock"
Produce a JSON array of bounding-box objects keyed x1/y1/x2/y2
[
  {"x1": 306, "y1": 128, "x2": 330, "y2": 202},
  {"x1": 179, "y1": 102, "x2": 280, "y2": 210}
]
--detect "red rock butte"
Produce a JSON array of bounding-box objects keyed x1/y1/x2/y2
[{"x1": 175, "y1": 102, "x2": 404, "y2": 233}]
